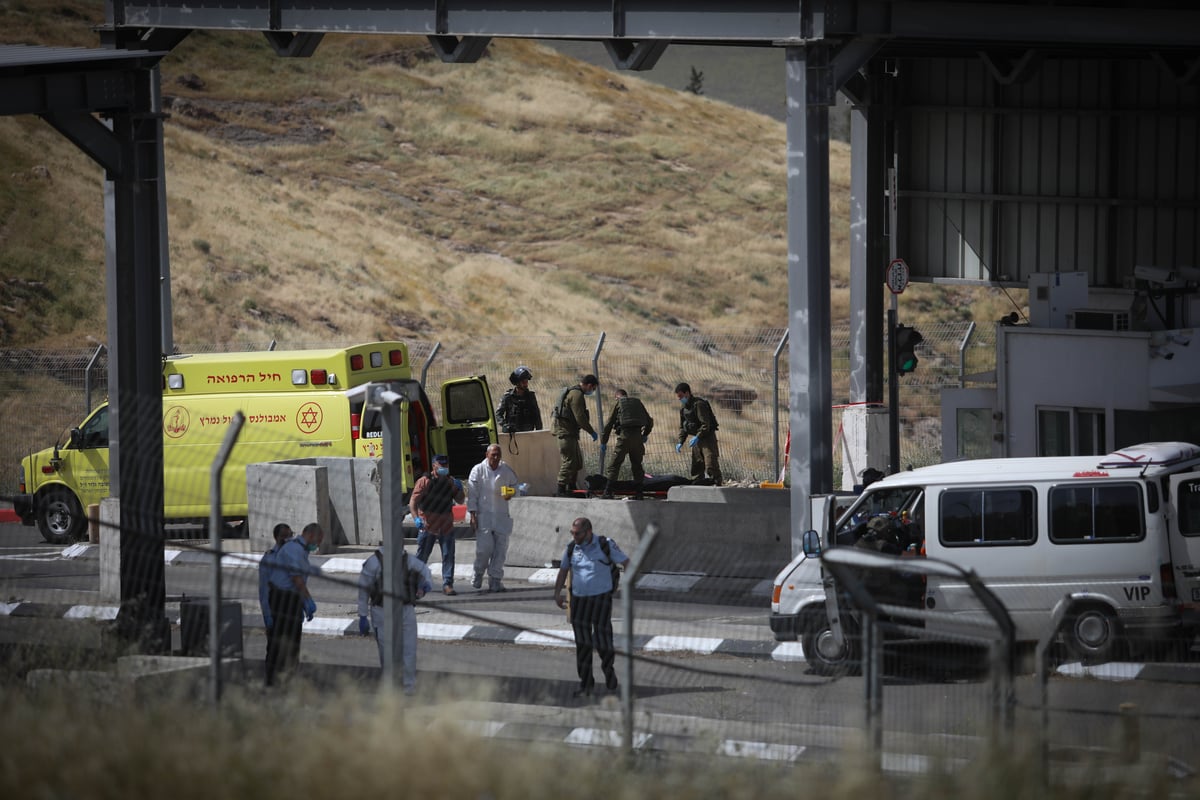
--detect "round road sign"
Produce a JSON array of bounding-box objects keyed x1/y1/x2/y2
[{"x1": 886, "y1": 258, "x2": 909, "y2": 294}]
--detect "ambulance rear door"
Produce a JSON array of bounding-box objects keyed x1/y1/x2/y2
[{"x1": 436, "y1": 376, "x2": 496, "y2": 480}]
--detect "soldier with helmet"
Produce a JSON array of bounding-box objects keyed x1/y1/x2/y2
[{"x1": 496, "y1": 365, "x2": 543, "y2": 433}]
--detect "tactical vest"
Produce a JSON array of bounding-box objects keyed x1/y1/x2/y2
[
  {"x1": 498, "y1": 389, "x2": 539, "y2": 432},
  {"x1": 615, "y1": 396, "x2": 650, "y2": 434},
  {"x1": 681, "y1": 397, "x2": 718, "y2": 435},
  {"x1": 552, "y1": 386, "x2": 583, "y2": 433}
]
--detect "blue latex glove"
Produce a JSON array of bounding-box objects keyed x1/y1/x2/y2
[
  {"x1": 303, "y1": 596, "x2": 317, "y2": 621},
  {"x1": 642, "y1": 435, "x2": 649, "y2": 444},
  {"x1": 688, "y1": 436, "x2": 699, "y2": 448},
  {"x1": 675, "y1": 442, "x2": 683, "y2": 453},
  {"x1": 358, "y1": 615, "x2": 371, "y2": 636},
  {"x1": 263, "y1": 614, "x2": 273, "y2": 630},
  {"x1": 414, "y1": 515, "x2": 424, "y2": 531},
  {"x1": 453, "y1": 478, "x2": 463, "y2": 493},
  {"x1": 590, "y1": 431, "x2": 598, "y2": 442}
]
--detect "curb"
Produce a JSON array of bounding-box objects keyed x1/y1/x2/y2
[
  {"x1": 58, "y1": 543, "x2": 776, "y2": 599},
  {"x1": 4, "y1": 600, "x2": 1199, "y2": 682},
  {"x1": 0, "y1": 599, "x2": 800, "y2": 662}
]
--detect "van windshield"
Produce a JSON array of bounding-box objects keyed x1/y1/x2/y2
[{"x1": 834, "y1": 486, "x2": 925, "y2": 553}]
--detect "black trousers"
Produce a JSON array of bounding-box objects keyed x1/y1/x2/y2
[
  {"x1": 570, "y1": 592, "x2": 615, "y2": 689},
  {"x1": 266, "y1": 585, "x2": 303, "y2": 686}
]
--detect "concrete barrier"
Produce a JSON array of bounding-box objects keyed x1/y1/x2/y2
[
  {"x1": 242, "y1": 460, "x2": 795, "y2": 580},
  {"x1": 507, "y1": 488, "x2": 793, "y2": 579},
  {"x1": 246, "y1": 462, "x2": 332, "y2": 554}
]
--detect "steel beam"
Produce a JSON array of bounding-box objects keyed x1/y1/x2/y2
[{"x1": 786, "y1": 44, "x2": 835, "y2": 533}]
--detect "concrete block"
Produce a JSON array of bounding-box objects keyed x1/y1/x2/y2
[
  {"x1": 310, "y1": 457, "x2": 381, "y2": 546},
  {"x1": 666, "y1": 486, "x2": 791, "y2": 506},
  {"x1": 246, "y1": 462, "x2": 332, "y2": 553},
  {"x1": 507, "y1": 496, "x2": 791, "y2": 580}
]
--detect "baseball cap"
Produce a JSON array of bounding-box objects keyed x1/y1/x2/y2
[{"x1": 433, "y1": 454, "x2": 449, "y2": 465}]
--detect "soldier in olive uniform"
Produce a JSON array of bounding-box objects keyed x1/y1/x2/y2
[
  {"x1": 600, "y1": 389, "x2": 654, "y2": 499},
  {"x1": 675, "y1": 382, "x2": 722, "y2": 486},
  {"x1": 496, "y1": 365, "x2": 543, "y2": 433},
  {"x1": 551, "y1": 374, "x2": 599, "y2": 496}
]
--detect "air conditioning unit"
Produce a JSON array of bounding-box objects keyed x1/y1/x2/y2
[{"x1": 1069, "y1": 309, "x2": 1130, "y2": 331}]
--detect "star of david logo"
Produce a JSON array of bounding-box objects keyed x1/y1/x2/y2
[{"x1": 297, "y1": 402, "x2": 323, "y2": 434}]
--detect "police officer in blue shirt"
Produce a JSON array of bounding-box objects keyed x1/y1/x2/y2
[
  {"x1": 553, "y1": 517, "x2": 628, "y2": 697},
  {"x1": 265, "y1": 522, "x2": 323, "y2": 686},
  {"x1": 258, "y1": 522, "x2": 293, "y2": 673}
]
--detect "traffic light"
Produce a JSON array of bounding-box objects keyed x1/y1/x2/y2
[{"x1": 893, "y1": 324, "x2": 923, "y2": 375}]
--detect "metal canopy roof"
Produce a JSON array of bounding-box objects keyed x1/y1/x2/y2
[
  {"x1": 0, "y1": 43, "x2": 164, "y2": 72},
  {"x1": 0, "y1": 44, "x2": 167, "y2": 116},
  {"x1": 100, "y1": 1, "x2": 1200, "y2": 53}
]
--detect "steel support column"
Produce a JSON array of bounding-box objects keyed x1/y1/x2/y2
[
  {"x1": 786, "y1": 45, "x2": 835, "y2": 533},
  {"x1": 847, "y1": 70, "x2": 890, "y2": 406},
  {"x1": 107, "y1": 67, "x2": 169, "y2": 651}
]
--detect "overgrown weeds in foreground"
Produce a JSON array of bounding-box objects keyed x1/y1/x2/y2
[{"x1": 0, "y1": 674, "x2": 1191, "y2": 800}]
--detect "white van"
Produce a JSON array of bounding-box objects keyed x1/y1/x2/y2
[{"x1": 770, "y1": 442, "x2": 1200, "y2": 673}]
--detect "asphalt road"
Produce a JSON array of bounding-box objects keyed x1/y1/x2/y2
[{"x1": 3, "y1": 520, "x2": 1200, "y2": 773}]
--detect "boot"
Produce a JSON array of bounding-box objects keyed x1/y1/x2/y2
[
  {"x1": 556, "y1": 483, "x2": 570, "y2": 497},
  {"x1": 601, "y1": 490, "x2": 614, "y2": 500},
  {"x1": 633, "y1": 483, "x2": 644, "y2": 501}
]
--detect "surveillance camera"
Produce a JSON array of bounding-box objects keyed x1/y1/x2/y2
[{"x1": 1134, "y1": 265, "x2": 1177, "y2": 283}]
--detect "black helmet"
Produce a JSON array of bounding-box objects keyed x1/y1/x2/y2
[{"x1": 509, "y1": 366, "x2": 533, "y2": 385}]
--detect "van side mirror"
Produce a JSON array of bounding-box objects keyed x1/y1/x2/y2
[
  {"x1": 69, "y1": 428, "x2": 83, "y2": 448},
  {"x1": 801, "y1": 529, "x2": 822, "y2": 557}
]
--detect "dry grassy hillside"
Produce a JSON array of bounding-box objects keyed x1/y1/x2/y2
[{"x1": 0, "y1": 3, "x2": 841, "y2": 350}]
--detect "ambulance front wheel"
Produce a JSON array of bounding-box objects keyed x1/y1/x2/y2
[{"x1": 38, "y1": 488, "x2": 86, "y2": 545}]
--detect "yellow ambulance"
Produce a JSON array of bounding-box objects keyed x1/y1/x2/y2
[{"x1": 14, "y1": 342, "x2": 495, "y2": 543}]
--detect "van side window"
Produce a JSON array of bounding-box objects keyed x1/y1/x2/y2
[
  {"x1": 940, "y1": 487, "x2": 1036, "y2": 546},
  {"x1": 1049, "y1": 483, "x2": 1144, "y2": 543},
  {"x1": 445, "y1": 382, "x2": 490, "y2": 424},
  {"x1": 1178, "y1": 479, "x2": 1200, "y2": 536}
]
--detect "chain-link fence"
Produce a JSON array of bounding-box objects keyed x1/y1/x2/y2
[
  {"x1": 4, "y1": 327, "x2": 1200, "y2": 789},
  {"x1": 0, "y1": 324, "x2": 995, "y2": 497}
]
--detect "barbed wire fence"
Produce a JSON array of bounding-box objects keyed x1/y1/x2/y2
[{"x1": 0, "y1": 323, "x2": 994, "y2": 495}]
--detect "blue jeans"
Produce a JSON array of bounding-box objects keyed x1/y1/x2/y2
[{"x1": 415, "y1": 529, "x2": 455, "y2": 587}]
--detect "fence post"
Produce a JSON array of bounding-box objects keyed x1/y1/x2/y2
[
  {"x1": 958, "y1": 321, "x2": 976, "y2": 388},
  {"x1": 591, "y1": 332, "x2": 607, "y2": 478},
  {"x1": 84, "y1": 344, "x2": 106, "y2": 415},
  {"x1": 420, "y1": 341, "x2": 441, "y2": 389},
  {"x1": 621, "y1": 522, "x2": 660, "y2": 757},
  {"x1": 773, "y1": 329, "x2": 790, "y2": 480},
  {"x1": 208, "y1": 410, "x2": 245, "y2": 706}
]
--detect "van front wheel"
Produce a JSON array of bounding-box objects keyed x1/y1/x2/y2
[
  {"x1": 38, "y1": 488, "x2": 86, "y2": 545},
  {"x1": 1065, "y1": 606, "x2": 1120, "y2": 664},
  {"x1": 801, "y1": 608, "x2": 860, "y2": 677}
]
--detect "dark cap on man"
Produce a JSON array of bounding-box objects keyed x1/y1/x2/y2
[{"x1": 433, "y1": 454, "x2": 449, "y2": 465}]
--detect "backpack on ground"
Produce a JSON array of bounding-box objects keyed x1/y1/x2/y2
[{"x1": 567, "y1": 535, "x2": 621, "y2": 594}]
